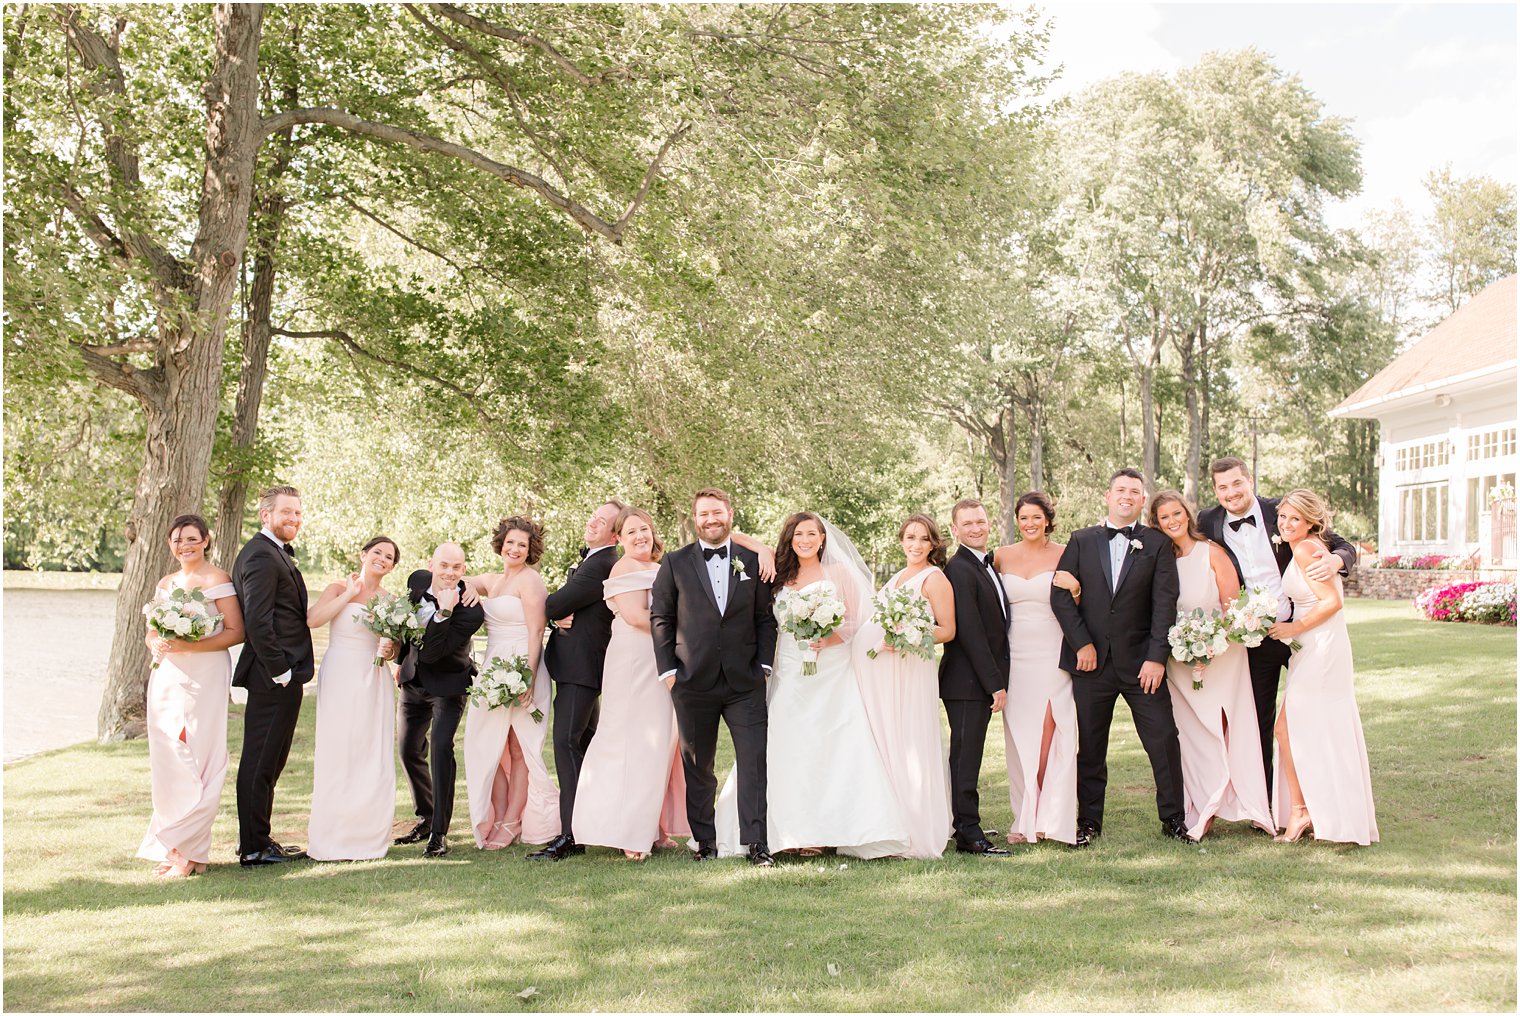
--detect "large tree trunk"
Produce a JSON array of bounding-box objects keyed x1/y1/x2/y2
[
  {"x1": 1179, "y1": 327, "x2": 1201, "y2": 502},
  {"x1": 98, "y1": 4, "x2": 265, "y2": 740},
  {"x1": 1139, "y1": 366, "x2": 1157, "y2": 489},
  {"x1": 1028, "y1": 404, "x2": 1045, "y2": 493}
]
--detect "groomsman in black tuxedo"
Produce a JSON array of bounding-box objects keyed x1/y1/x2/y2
[
  {"x1": 651, "y1": 487, "x2": 778, "y2": 866},
  {"x1": 1050, "y1": 468, "x2": 1189, "y2": 846},
  {"x1": 529, "y1": 499, "x2": 625, "y2": 862},
  {"x1": 393, "y1": 542, "x2": 485, "y2": 858},
  {"x1": 1198, "y1": 456, "x2": 1358, "y2": 792},
  {"x1": 231, "y1": 485, "x2": 315, "y2": 866},
  {"x1": 941, "y1": 498, "x2": 1011, "y2": 856}
]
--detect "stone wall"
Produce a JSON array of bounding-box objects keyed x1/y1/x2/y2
[{"x1": 1348, "y1": 566, "x2": 1518, "y2": 601}]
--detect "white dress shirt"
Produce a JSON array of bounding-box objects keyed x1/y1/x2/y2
[
  {"x1": 1221, "y1": 499, "x2": 1288, "y2": 617},
  {"x1": 701, "y1": 538, "x2": 733, "y2": 614},
  {"x1": 1104, "y1": 520, "x2": 1134, "y2": 592},
  {"x1": 967, "y1": 547, "x2": 1008, "y2": 621},
  {"x1": 259, "y1": 527, "x2": 293, "y2": 687}
]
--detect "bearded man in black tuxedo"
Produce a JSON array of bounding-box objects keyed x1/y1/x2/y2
[{"x1": 1050, "y1": 468, "x2": 1190, "y2": 847}]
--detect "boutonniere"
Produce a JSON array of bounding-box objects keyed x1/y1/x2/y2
[
  {"x1": 1271, "y1": 534, "x2": 1283, "y2": 548},
  {"x1": 1128, "y1": 538, "x2": 1143, "y2": 553},
  {"x1": 731, "y1": 557, "x2": 747, "y2": 577}
]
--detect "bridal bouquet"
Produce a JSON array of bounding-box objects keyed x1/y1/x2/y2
[
  {"x1": 777, "y1": 583, "x2": 847, "y2": 675},
  {"x1": 358, "y1": 592, "x2": 427, "y2": 667},
  {"x1": 469, "y1": 654, "x2": 541, "y2": 721},
  {"x1": 1224, "y1": 585, "x2": 1301, "y2": 652},
  {"x1": 142, "y1": 587, "x2": 224, "y2": 669},
  {"x1": 866, "y1": 586, "x2": 937, "y2": 660},
  {"x1": 1167, "y1": 607, "x2": 1228, "y2": 689}
]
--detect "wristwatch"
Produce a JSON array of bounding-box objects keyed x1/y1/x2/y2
[{"x1": 436, "y1": 608, "x2": 453, "y2": 621}]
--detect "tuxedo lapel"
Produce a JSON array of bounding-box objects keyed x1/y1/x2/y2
[
  {"x1": 1209, "y1": 509, "x2": 1246, "y2": 586},
  {"x1": 266, "y1": 537, "x2": 307, "y2": 610},
  {"x1": 1260, "y1": 498, "x2": 1292, "y2": 574},
  {"x1": 684, "y1": 545, "x2": 722, "y2": 614},
  {"x1": 722, "y1": 550, "x2": 750, "y2": 618},
  {"x1": 1095, "y1": 528, "x2": 1116, "y2": 594},
  {"x1": 1113, "y1": 529, "x2": 1138, "y2": 594}
]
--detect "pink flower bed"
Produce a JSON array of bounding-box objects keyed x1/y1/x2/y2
[{"x1": 1415, "y1": 580, "x2": 1518, "y2": 625}]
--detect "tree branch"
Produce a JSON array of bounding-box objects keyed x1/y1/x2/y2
[
  {"x1": 74, "y1": 341, "x2": 157, "y2": 403},
  {"x1": 616, "y1": 122, "x2": 691, "y2": 231},
  {"x1": 55, "y1": 179, "x2": 129, "y2": 262},
  {"x1": 260, "y1": 106, "x2": 627, "y2": 242},
  {"x1": 82, "y1": 338, "x2": 156, "y2": 356},
  {"x1": 429, "y1": 3, "x2": 630, "y2": 86}
]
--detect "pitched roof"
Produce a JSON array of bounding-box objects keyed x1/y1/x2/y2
[{"x1": 1331, "y1": 274, "x2": 1517, "y2": 418}]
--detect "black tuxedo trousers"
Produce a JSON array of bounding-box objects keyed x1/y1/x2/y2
[
  {"x1": 670, "y1": 674, "x2": 767, "y2": 846},
  {"x1": 1073, "y1": 659, "x2": 1186, "y2": 830}
]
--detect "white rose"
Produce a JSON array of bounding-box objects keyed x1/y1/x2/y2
[{"x1": 172, "y1": 617, "x2": 194, "y2": 636}]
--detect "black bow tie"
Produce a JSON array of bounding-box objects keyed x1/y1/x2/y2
[
  {"x1": 282, "y1": 543, "x2": 296, "y2": 557},
  {"x1": 974, "y1": 551, "x2": 992, "y2": 568},
  {"x1": 578, "y1": 546, "x2": 590, "y2": 560},
  {"x1": 1228, "y1": 515, "x2": 1257, "y2": 531},
  {"x1": 702, "y1": 545, "x2": 728, "y2": 561},
  {"x1": 1108, "y1": 525, "x2": 1136, "y2": 542}
]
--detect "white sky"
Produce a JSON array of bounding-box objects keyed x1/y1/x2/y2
[{"x1": 1033, "y1": 2, "x2": 1519, "y2": 229}]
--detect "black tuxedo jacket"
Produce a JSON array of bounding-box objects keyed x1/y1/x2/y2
[
  {"x1": 939, "y1": 545, "x2": 1011, "y2": 701},
  {"x1": 231, "y1": 534, "x2": 315, "y2": 693},
  {"x1": 650, "y1": 542, "x2": 777, "y2": 693},
  {"x1": 544, "y1": 546, "x2": 618, "y2": 691},
  {"x1": 395, "y1": 569, "x2": 485, "y2": 698},
  {"x1": 1050, "y1": 523, "x2": 1179, "y2": 678},
  {"x1": 1197, "y1": 496, "x2": 1358, "y2": 590}
]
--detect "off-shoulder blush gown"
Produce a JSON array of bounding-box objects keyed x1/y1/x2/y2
[
  {"x1": 1163, "y1": 543, "x2": 1273, "y2": 839},
  {"x1": 307, "y1": 602, "x2": 396, "y2": 860},
  {"x1": 713, "y1": 577, "x2": 911, "y2": 858},
  {"x1": 138, "y1": 580, "x2": 233, "y2": 867},
  {"x1": 998, "y1": 571, "x2": 1078, "y2": 845},
  {"x1": 464, "y1": 593, "x2": 560, "y2": 848},
  {"x1": 1274, "y1": 561, "x2": 1379, "y2": 845},
  {"x1": 852, "y1": 566, "x2": 952, "y2": 859},
  {"x1": 571, "y1": 569, "x2": 689, "y2": 853}
]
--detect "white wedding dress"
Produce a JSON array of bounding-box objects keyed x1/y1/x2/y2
[{"x1": 712, "y1": 567, "x2": 912, "y2": 859}]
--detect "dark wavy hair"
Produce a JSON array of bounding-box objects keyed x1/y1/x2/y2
[
  {"x1": 898, "y1": 513, "x2": 948, "y2": 568},
  {"x1": 491, "y1": 515, "x2": 544, "y2": 565},
  {"x1": 361, "y1": 535, "x2": 400, "y2": 561},
  {"x1": 773, "y1": 511, "x2": 827, "y2": 590},
  {"x1": 613, "y1": 506, "x2": 664, "y2": 562},
  {"x1": 1015, "y1": 492, "x2": 1056, "y2": 536},
  {"x1": 1148, "y1": 490, "x2": 1204, "y2": 542},
  {"x1": 167, "y1": 513, "x2": 211, "y2": 549}
]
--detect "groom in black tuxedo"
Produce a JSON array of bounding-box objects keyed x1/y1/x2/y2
[
  {"x1": 651, "y1": 487, "x2": 777, "y2": 866},
  {"x1": 530, "y1": 499, "x2": 625, "y2": 861},
  {"x1": 231, "y1": 484, "x2": 315, "y2": 866},
  {"x1": 1051, "y1": 468, "x2": 1189, "y2": 846},
  {"x1": 941, "y1": 498, "x2": 1011, "y2": 856},
  {"x1": 393, "y1": 542, "x2": 485, "y2": 858},
  {"x1": 1198, "y1": 456, "x2": 1358, "y2": 792}
]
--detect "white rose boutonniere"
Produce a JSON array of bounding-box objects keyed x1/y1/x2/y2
[
  {"x1": 1271, "y1": 534, "x2": 1283, "y2": 548},
  {"x1": 1129, "y1": 538, "x2": 1143, "y2": 553},
  {"x1": 731, "y1": 557, "x2": 746, "y2": 577}
]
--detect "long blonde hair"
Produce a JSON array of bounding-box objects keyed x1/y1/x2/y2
[{"x1": 1279, "y1": 489, "x2": 1332, "y2": 538}]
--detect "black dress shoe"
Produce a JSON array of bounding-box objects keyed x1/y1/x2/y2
[
  {"x1": 267, "y1": 840, "x2": 307, "y2": 860},
  {"x1": 692, "y1": 841, "x2": 718, "y2": 861},
  {"x1": 239, "y1": 846, "x2": 296, "y2": 867},
  {"x1": 1072, "y1": 822, "x2": 1100, "y2": 849},
  {"x1": 1162, "y1": 817, "x2": 1198, "y2": 844},
  {"x1": 527, "y1": 834, "x2": 584, "y2": 861},
  {"x1": 423, "y1": 835, "x2": 450, "y2": 858},
  {"x1": 955, "y1": 837, "x2": 1011, "y2": 856},
  {"x1": 394, "y1": 822, "x2": 431, "y2": 846},
  {"x1": 747, "y1": 843, "x2": 775, "y2": 867}
]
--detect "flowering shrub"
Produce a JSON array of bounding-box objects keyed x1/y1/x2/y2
[
  {"x1": 1416, "y1": 581, "x2": 1517, "y2": 625},
  {"x1": 1378, "y1": 554, "x2": 1455, "y2": 570}
]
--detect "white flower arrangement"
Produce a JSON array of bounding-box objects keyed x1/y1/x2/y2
[
  {"x1": 358, "y1": 592, "x2": 427, "y2": 667},
  {"x1": 1128, "y1": 537, "x2": 1143, "y2": 553},
  {"x1": 731, "y1": 556, "x2": 746, "y2": 577},
  {"x1": 469, "y1": 654, "x2": 542, "y2": 721},
  {"x1": 1224, "y1": 585, "x2": 1300, "y2": 652},
  {"x1": 867, "y1": 585, "x2": 937, "y2": 660},
  {"x1": 142, "y1": 587, "x2": 224, "y2": 669},
  {"x1": 775, "y1": 582, "x2": 846, "y2": 675},
  {"x1": 1271, "y1": 533, "x2": 1284, "y2": 548},
  {"x1": 1167, "y1": 607, "x2": 1229, "y2": 689}
]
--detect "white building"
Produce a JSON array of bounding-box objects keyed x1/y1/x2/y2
[{"x1": 1330, "y1": 274, "x2": 1517, "y2": 565}]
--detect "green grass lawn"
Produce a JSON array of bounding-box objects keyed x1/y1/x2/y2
[{"x1": 4, "y1": 600, "x2": 1514, "y2": 1011}]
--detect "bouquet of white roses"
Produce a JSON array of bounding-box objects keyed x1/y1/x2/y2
[
  {"x1": 1224, "y1": 585, "x2": 1300, "y2": 652},
  {"x1": 468, "y1": 654, "x2": 541, "y2": 722},
  {"x1": 358, "y1": 592, "x2": 427, "y2": 667},
  {"x1": 1167, "y1": 607, "x2": 1229, "y2": 689},
  {"x1": 776, "y1": 583, "x2": 847, "y2": 675},
  {"x1": 866, "y1": 586, "x2": 937, "y2": 661},
  {"x1": 142, "y1": 587, "x2": 224, "y2": 669}
]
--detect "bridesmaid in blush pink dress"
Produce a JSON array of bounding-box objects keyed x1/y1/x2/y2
[
  {"x1": 139, "y1": 514, "x2": 245, "y2": 879},
  {"x1": 464, "y1": 516, "x2": 560, "y2": 848},
  {"x1": 1149, "y1": 492, "x2": 1273, "y2": 840},
  {"x1": 992, "y1": 492, "x2": 1079, "y2": 846},
  {"x1": 305, "y1": 536, "x2": 401, "y2": 861},
  {"x1": 571, "y1": 507, "x2": 689, "y2": 859},
  {"x1": 1267, "y1": 490, "x2": 1378, "y2": 846},
  {"x1": 853, "y1": 513, "x2": 955, "y2": 860}
]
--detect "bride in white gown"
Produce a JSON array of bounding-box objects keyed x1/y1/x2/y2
[{"x1": 714, "y1": 512, "x2": 911, "y2": 858}]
